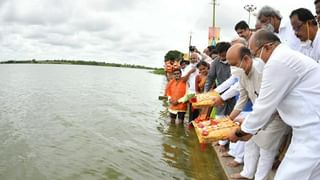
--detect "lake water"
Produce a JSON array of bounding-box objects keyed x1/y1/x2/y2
[{"x1": 0, "y1": 64, "x2": 227, "y2": 180}]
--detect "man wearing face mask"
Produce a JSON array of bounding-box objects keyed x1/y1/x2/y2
[
  {"x1": 256, "y1": 6, "x2": 300, "y2": 51},
  {"x1": 290, "y1": 8, "x2": 320, "y2": 63},
  {"x1": 229, "y1": 29, "x2": 320, "y2": 180},
  {"x1": 210, "y1": 38, "x2": 252, "y2": 167},
  {"x1": 204, "y1": 42, "x2": 236, "y2": 116},
  {"x1": 315, "y1": 0, "x2": 320, "y2": 26},
  {"x1": 226, "y1": 43, "x2": 288, "y2": 180}
]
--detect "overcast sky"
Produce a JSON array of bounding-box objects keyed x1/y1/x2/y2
[{"x1": 0, "y1": 0, "x2": 315, "y2": 67}]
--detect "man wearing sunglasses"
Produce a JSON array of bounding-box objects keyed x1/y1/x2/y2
[
  {"x1": 290, "y1": 8, "x2": 320, "y2": 63},
  {"x1": 229, "y1": 29, "x2": 320, "y2": 180}
]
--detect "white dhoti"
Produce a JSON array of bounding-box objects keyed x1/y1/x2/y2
[
  {"x1": 240, "y1": 113, "x2": 288, "y2": 180},
  {"x1": 240, "y1": 139, "x2": 277, "y2": 180},
  {"x1": 274, "y1": 123, "x2": 320, "y2": 180},
  {"x1": 227, "y1": 111, "x2": 250, "y2": 163},
  {"x1": 228, "y1": 141, "x2": 245, "y2": 163}
]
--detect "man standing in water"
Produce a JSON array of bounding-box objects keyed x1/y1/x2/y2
[{"x1": 166, "y1": 69, "x2": 188, "y2": 125}]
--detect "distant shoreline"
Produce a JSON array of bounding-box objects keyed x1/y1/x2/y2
[{"x1": 0, "y1": 60, "x2": 165, "y2": 75}]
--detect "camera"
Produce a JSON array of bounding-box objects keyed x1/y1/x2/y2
[{"x1": 189, "y1": 45, "x2": 196, "y2": 52}]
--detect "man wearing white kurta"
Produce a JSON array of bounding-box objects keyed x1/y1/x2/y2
[
  {"x1": 212, "y1": 38, "x2": 249, "y2": 157},
  {"x1": 257, "y1": 6, "x2": 300, "y2": 51},
  {"x1": 229, "y1": 29, "x2": 320, "y2": 180},
  {"x1": 213, "y1": 67, "x2": 249, "y2": 167},
  {"x1": 182, "y1": 52, "x2": 199, "y2": 94},
  {"x1": 226, "y1": 44, "x2": 288, "y2": 180},
  {"x1": 290, "y1": 8, "x2": 320, "y2": 63},
  {"x1": 182, "y1": 52, "x2": 199, "y2": 122}
]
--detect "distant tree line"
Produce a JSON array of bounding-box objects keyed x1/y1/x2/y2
[{"x1": 0, "y1": 59, "x2": 165, "y2": 74}]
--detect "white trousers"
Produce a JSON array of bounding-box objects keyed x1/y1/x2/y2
[
  {"x1": 240, "y1": 139, "x2": 277, "y2": 180},
  {"x1": 227, "y1": 111, "x2": 249, "y2": 163},
  {"x1": 218, "y1": 112, "x2": 248, "y2": 162},
  {"x1": 275, "y1": 156, "x2": 320, "y2": 180},
  {"x1": 228, "y1": 141, "x2": 245, "y2": 163},
  {"x1": 275, "y1": 124, "x2": 320, "y2": 180}
]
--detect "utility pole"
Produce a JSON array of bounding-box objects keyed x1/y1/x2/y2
[
  {"x1": 243, "y1": 4, "x2": 257, "y2": 27},
  {"x1": 210, "y1": 0, "x2": 218, "y2": 27},
  {"x1": 188, "y1": 31, "x2": 192, "y2": 59}
]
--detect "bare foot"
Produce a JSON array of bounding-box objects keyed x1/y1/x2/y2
[
  {"x1": 175, "y1": 119, "x2": 183, "y2": 125},
  {"x1": 219, "y1": 145, "x2": 227, "y2": 153},
  {"x1": 221, "y1": 152, "x2": 232, "y2": 157},
  {"x1": 212, "y1": 142, "x2": 220, "y2": 147},
  {"x1": 227, "y1": 160, "x2": 241, "y2": 168},
  {"x1": 230, "y1": 173, "x2": 250, "y2": 179}
]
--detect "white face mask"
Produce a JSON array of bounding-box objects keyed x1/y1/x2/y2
[
  {"x1": 262, "y1": 23, "x2": 275, "y2": 32},
  {"x1": 255, "y1": 57, "x2": 265, "y2": 65},
  {"x1": 300, "y1": 39, "x2": 312, "y2": 47},
  {"x1": 231, "y1": 66, "x2": 244, "y2": 77},
  {"x1": 300, "y1": 23, "x2": 312, "y2": 48},
  {"x1": 259, "y1": 47, "x2": 264, "y2": 59},
  {"x1": 253, "y1": 58, "x2": 265, "y2": 73}
]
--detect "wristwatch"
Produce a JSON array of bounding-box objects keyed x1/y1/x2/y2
[{"x1": 235, "y1": 129, "x2": 246, "y2": 138}]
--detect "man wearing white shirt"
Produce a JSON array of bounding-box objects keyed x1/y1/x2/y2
[
  {"x1": 211, "y1": 38, "x2": 251, "y2": 164},
  {"x1": 234, "y1": 21, "x2": 252, "y2": 41},
  {"x1": 290, "y1": 8, "x2": 320, "y2": 63},
  {"x1": 182, "y1": 52, "x2": 199, "y2": 94},
  {"x1": 229, "y1": 29, "x2": 320, "y2": 180},
  {"x1": 227, "y1": 44, "x2": 288, "y2": 180},
  {"x1": 315, "y1": 0, "x2": 320, "y2": 25},
  {"x1": 257, "y1": 6, "x2": 300, "y2": 50},
  {"x1": 181, "y1": 52, "x2": 199, "y2": 122}
]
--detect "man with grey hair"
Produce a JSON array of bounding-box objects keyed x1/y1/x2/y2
[
  {"x1": 229, "y1": 29, "x2": 320, "y2": 180},
  {"x1": 315, "y1": 0, "x2": 320, "y2": 25},
  {"x1": 256, "y1": 5, "x2": 300, "y2": 50}
]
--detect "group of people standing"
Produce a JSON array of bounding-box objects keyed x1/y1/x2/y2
[{"x1": 165, "y1": 2, "x2": 320, "y2": 180}]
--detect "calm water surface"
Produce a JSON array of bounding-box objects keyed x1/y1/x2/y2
[{"x1": 0, "y1": 64, "x2": 227, "y2": 180}]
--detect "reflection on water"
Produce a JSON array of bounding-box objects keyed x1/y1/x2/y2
[
  {"x1": 0, "y1": 64, "x2": 227, "y2": 180},
  {"x1": 158, "y1": 121, "x2": 227, "y2": 180}
]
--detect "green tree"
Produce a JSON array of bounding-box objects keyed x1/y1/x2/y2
[{"x1": 164, "y1": 50, "x2": 183, "y2": 61}]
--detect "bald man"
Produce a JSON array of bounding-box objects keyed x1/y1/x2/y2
[
  {"x1": 230, "y1": 29, "x2": 320, "y2": 179},
  {"x1": 181, "y1": 52, "x2": 199, "y2": 122},
  {"x1": 227, "y1": 43, "x2": 288, "y2": 180},
  {"x1": 211, "y1": 39, "x2": 251, "y2": 167}
]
